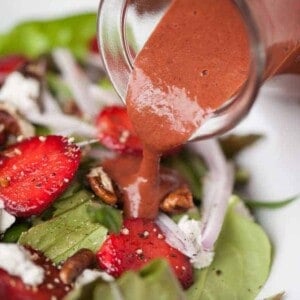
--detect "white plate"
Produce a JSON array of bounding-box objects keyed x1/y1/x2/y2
[
  {"x1": 234, "y1": 76, "x2": 300, "y2": 299},
  {"x1": 1, "y1": 1, "x2": 300, "y2": 299}
]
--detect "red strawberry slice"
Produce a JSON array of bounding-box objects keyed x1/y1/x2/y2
[
  {"x1": 97, "y1": 218, "x2": 193, "y2": 289},
  {"x1": 0, "y1": 55, "x2": 27, "y2": 84},
  {"x1": 0, "y1": 135, "x2": 81, "y2": 217},
  {"x1": 0, "y1": 248, "x2": 72, "y2": 300},
  {"x1": 96, "y1": 106, "x2": 143, "y2": 154}
]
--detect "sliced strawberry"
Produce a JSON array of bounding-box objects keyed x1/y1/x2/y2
[
  {"x1": 0, "y1": 135, "x2": 81, "y2": 217},
  {"x1": 96, "y1": 106, "x2": 143, "y2": 154},
  {"x1": 0, "y1": 248, "x2": 72, "y2": 300},
  {"x1": 97, "y1": 218, "x2": 193, "y2": 289},
  {"x1": 0, "y1": 55, "x2": 27, "y2": 84}
]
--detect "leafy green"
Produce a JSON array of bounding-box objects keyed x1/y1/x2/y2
[
  {"x1": 187, "y1": 197, "x2": 271, "y2": 300},
  {"x1": 98, "y1": 77, "x2": 114, "y2": 90},
  {"x1": 87, "y1": 203, "x2": 123, "y2": 233},
  {"x1": 34, "y1": 125, "x2": 52, "y2": 136},
  {"x1": 47, "y1": 72, "x2": 73, "y2": 103},
  {"x1": 220, "y1": 134, "x2": 263, "y2": 159},
  {"x1": 58, "y1": 181, "x2": 83, "y2": 200},
  {"x1": 2, "y1": 222, "x2": 31, "y2": 243},
  {"x1": 244, "y1": 195, "x2": 299, "y2": 209},
  {"x1": 19, "y1": 190, "x2": 107, "y2": 264},
  {"x1": 66, "y1": 260, "x2": 185, "y2": 300},
  {"x1": 0, "y1": 13, "x2": 96, "y2": 59},
  {"x1": 66, "y1": 197, "x2": 271, "y2": 300}
]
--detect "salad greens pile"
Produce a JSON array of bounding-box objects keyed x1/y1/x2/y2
[
  {"x1": 0, "y1": 14, "x2": 96, "y2": 59},
  {"x1": 0, "y1": 13, "x2": 273, "y2": 300}
]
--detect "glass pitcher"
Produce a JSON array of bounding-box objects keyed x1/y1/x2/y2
[{"x1": 98, "y1": 0, "x2": 300, "y2": 139}]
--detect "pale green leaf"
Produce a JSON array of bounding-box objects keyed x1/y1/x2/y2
[
  {"x1": 66, "y1": 260, "x2": 185, "y2": 300},
  {"x1": 19, "y1": 190, "x2": 107, "y2": 264},
  {"x1": 187, "y1": 197, "x2": 271, "y2": 300}
]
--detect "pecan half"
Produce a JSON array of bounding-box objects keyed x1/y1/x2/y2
[
  {"x1": 0, "y1": 103, "x2": 34, "y2": 145},
  {"x1": 160, "y1": 186, "x2": 194, "y2": 214},
  {"x1": 21, "y1": 58, "x2": 47, "y2": 112},
  {"x1": 87, "y1": 166, "x2": 118, "y2": 205},
  {"x1": 59, "y1": 249, "x2": 96, "y2": 284},
  {"x1": 22, "y1": 58, "x2": 47, "y2": 81}
]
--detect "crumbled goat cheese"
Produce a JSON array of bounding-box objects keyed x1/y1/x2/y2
[
  {"x1": 0, "y1": 102, "x2": 35, "y2": 139},
  {"x1": 0, "y1": 72, "x2": 40, "y2": 116},
  {"x1": 0, "y1": 200, "x2": 15, "y2": 233},
  {"x1": 0, "y1": 72, "x2": 96, "y2": 138},
  {"x1": 0, "y1": 244, "x2": 45, "y2": 285},
  {"x1": 178, "y1": 216, "x2": 214, "y2": 269},
  {"x1": 75, "y1": 269, "x2": 114, "y2": 286},
  {"x1": 157, "y1": 213, "x2": 214, "y2": 269}
]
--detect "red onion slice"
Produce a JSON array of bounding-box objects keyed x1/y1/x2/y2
[
  {"x1": 29, "y1": 113, "x2": 97, "y2": 137},
  {"x1": 156, "y1": 213, "x2": 214, "y2": 269},
  {"x1": 52, "y1": 49, "x2": 100, "y2": 119},
  {"x1": 157, "y1": 139, "x2": 233, "y2": 267},
  {"x1": 89, "y1": 84, "x2": 121, "y2": 107},
  {"x1": 189, "y1": 139, "x2": 234, "y2": 251}
]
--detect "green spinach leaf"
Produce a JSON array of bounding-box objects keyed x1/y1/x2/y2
[{"x1": 19, "y1": 190, "x2": 107, "y2": 263}]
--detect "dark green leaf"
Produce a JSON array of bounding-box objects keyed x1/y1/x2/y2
[
  {"x1": 34, "y1": 125, "x2": 52, "y2": 136},
  {"x1": 2, "y1": 222, "x2": 31, "y2": 243},
  {"x1": 244, "y1": 195, "x2": 299, "y2": 209},
  {"x1": 87, "y1": 203, "x2": 123, "y2": 233},
  {"x1": 58, "y1": 181, "x2": 82, "y2": 200}
]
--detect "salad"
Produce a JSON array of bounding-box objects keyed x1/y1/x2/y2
[{"x1": 0, "y1": 12, "x2": 273, "y2": 300}]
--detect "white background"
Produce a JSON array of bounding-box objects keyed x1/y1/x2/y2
[{"x1": 1, "y1": 1, "x2": 300, "y2": 299}]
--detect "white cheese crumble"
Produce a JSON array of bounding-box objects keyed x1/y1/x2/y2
[
  {"x1": 0, "y1": 72, "x2": 96, "y2": 138},
  {"x1": 178, "y1": 216, "x2": 214, "y2": 269},
  {"x1": 0, "y1": 72, "x2": 40, "y2": 116},
  {"x1": 75, "y1": 269, "x2": 114, "y2": 287},
  {"x1": 0, "y1": 244, "x2": 44, "y2": 286},
  {"x1": 157, "y1": 213, "x2": 214, "y2": 269},
  {"x1": 0, "y1": 200, "x2": 15, "y2": 233}
]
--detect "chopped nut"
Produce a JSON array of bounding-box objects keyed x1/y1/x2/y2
[
  {"x1": 160, "y1": 186, "x2": 194, "y2": 214},
  {"x1": 22, "y1": 58, "x2": 47, "y2": 81},
  {"x1": 59, "y1": 249, "x2": 95, "y2": 284},
  {"x1": 0, "y1": 103, "x2": 34, "y2": 145},
  {"x1": 87, "y1": 166, "x2": 118, "y2": 205},
  {"x1": 63, "y1": 100, "x2": 82, "y2": 117}
]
